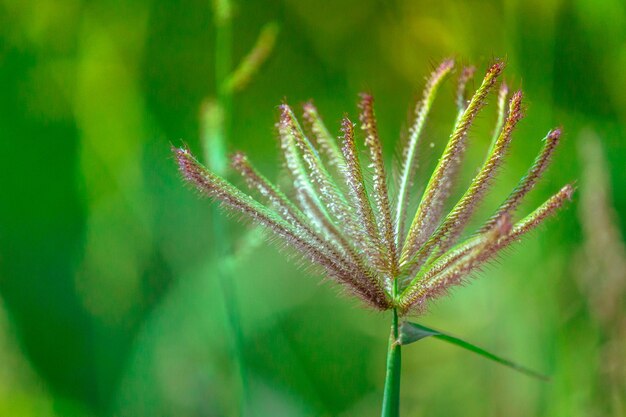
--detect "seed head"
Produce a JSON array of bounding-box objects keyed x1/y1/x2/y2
[{"x1": 174, "y1": 59, "x2": 573, "y2": 314}]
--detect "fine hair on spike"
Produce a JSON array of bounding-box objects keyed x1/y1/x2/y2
[
  {"x1": 302, "y1": 101, "x2": 345, "y2": 170},
  {"x1": 456, "y1": 65, "x2": 476, "y2": 113},
  {"x1": 489, "y1": 82, "x2": 510, "y2": 151}
]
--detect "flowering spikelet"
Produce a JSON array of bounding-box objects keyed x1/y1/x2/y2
[
  {"x1": 395, "y1": 59, "x2": 454, "y2": 245},
  {"x1": 174, "y1": 59, "x2": 573, "y2": 314},
  {"x1": 400, "y1": 62, "x2": 504, "y2": 266},
  {"x1": 360, "y1": 94, "x2": 399, "y2": 277},
  {"x1": 302, "y1": 101, "x2": 344, "y2": 170}
]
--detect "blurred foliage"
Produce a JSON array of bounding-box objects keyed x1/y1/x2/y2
[{"x1": 0, "y1": 0, "x2": 625, "y2": 416}]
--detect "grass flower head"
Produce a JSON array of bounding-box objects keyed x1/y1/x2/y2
[{"x1": 174, "y1": 59, "x2": 573, "y2": 316}]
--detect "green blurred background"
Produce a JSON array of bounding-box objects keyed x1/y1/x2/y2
[{"x1": 1, "y1": 0, "x2": 625, "y2": 415}]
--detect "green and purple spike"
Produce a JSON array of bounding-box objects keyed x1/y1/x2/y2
[{"x1": 174, "y1": 59, "x2": 573, "y2": 315}]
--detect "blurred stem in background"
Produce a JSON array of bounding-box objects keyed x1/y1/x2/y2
[
  {"x1": 576, "y1": 130, "x2": 626, "y2": 416},
  {"x1": 202, "y1": 0, "x2": 278, "y2": 414},
  {"x1": 206, "y1": 0, "x2": 231, "y2": 174}
]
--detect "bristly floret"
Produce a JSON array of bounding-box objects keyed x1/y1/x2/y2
[{"x1": 174, "y1": 59, "x2": 573, "y2": 315}]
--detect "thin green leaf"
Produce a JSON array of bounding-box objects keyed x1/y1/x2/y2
[{"x1": 399, "y1": 322, "x2": 549, "y2": 381}]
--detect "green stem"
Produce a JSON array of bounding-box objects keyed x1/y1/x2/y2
[
  {"x1": 381, "y1": 285, "x2": 401, "y2": 416},
  {"x1": 210, "y1": 212, "x2": 248, "y2": 415},
  {"x1": 206, "y1": 0, "x2": 232, "y2": 173},
  {"x1": 206, "y1": 1, "x2": 249, "y2": 415}
]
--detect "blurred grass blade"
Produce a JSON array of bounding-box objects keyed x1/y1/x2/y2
[
  {"x1": 399, "y1": 322, "x2": 549, "y2": 381},
  {"x1": 223, "y1": 22, "x2": 280, "y2": 93}
]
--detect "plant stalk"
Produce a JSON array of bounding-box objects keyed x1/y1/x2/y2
[
  {"x1": 206, "y1": 1, "x2": 249, "y2": 415},
  {"x1": 381, "y1": 283, "x2": 401, "y2": 416}
]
